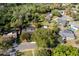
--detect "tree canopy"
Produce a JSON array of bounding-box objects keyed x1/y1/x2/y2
[
  {"x1": 31, "y1": 29, "x2": 60, "y2": 48},
  {"x1": 52, "y1": 45, "x2": 79, "y2": 56}
]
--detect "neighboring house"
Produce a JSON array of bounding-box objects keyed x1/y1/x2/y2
[
  {"x1": 69, "y1": 21, "x2": 79, "y2": 31},
  {"x1": 7, "y1": 32, "x2": 17, "y2": 39},
  {"x1": 59, "y1": 15, "x2": 74, "y2": 21},
  {"x1": 64, "y1": 15, "x2": 74, "y2": 21},
  {"x1": 57, "y1": 16, "x2": 68, "y2": 27},
  {"x1": 3, "y1": 32, "x2": 17, "y2": 38},
  {"x1": 22, "y1": 25, "x2": 36, "y2": 33},
  {"x1": 45, "y1": 12, "x2": 52, "y2": 23},
  {"x1": 2, "y1": 32, "x2": 17, "y2": 41},
  {"x1": 6, "y1": 42, "x2": 36, "y2": 56},
  {"x1": 56, "y1": 15, "x2": 75, "y2": 27},
  {"x1": 59, "y1": 30, "x2": 76, "y2": 41},
  {"x1": 15, "y1": 42, "x2": 37, "y2": 52}
]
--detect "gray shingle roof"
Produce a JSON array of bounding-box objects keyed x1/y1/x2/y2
[
  {"x1": 59, "y1": 30, "x2": 75, "y2": 39},
  {"x1": 45, "y1": 13, "x2": 52, "y2": 21},
  {"x1": 58, "y1": 16, "x2": 68, "y2": 26},
  {"x1": 22, "y1": 25, "x2": 35, "y2": 33},
  {"x1": 15, "y1": 42, "x2": 37, "y2": 51},
  {"x1": 69, "y1": 21, "x2": 79, "y2": 29}
]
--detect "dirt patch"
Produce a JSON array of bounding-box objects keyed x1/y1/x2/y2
[{"x1": 65, "y1": 40, "x2": 79, "y2": 48}]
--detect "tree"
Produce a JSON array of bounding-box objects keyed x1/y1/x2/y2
[
  {"x1": 31, "y1": 29, "x2": 60, "y2": 48},
  {"x1": 52, "y1": 10, "x2": 61, "y2": 17},
  {"x1": 39, "y1": 14, "x2": 45, "y2": 22},
  {"x1": 0, "y1": 35, "x2": 13, "y2": 55},
  {"x1": 20, "y1": 32, "x2": 30, "y2": 42},
  {"x1": 10, "y1": 19, "x2": 22, "y2": 28},
  {"x1": 51, "y1": 45, "x2": 79, "y2": 56},
  {"x1": 73, "y1": 13, "x2": 79, "y2": 21}
]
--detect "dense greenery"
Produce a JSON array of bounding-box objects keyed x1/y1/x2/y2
[
  {"x1": 20, "y1": 32, "x2": 31, "y2": 42},
  {"x1": 52, "y1": 45, "x2": 79, "y2": 56},
  {"x1": 0, "y1": 35, "x2": 13, "y2": 55},
  {"x1": 52, "y1": 10, "x2": 61, "y2": 17},
  {"x1": 31, "y1": 29, "x2": 60, "y2": 48},
  {"x1": 0, "y1": 4, "x2": 65, "y2": 30}
]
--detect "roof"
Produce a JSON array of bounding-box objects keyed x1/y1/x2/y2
[
  {"x1": 69, "y1": 21, "x2": 79, "y2": 28},
  {"x1": 3, "y1": 32, "x2": 17, "y2": 39},
  {"x1": 57, "y1": 16, "x2": 68, "y2": 26},
  {"x1": 22, "y1": 25, "x2": 35, "y2": 33},
  {"x1": 45, "y1": 12, "x2": 52, "y2": 21},
  {"x1": 15, "y1": 42, "x2": 37, "y2": 52},
  {"x1": 58, "y1": 15, "x2": 74, "y2": 20},
  {"x1": 59, "y1": 16, "x2": 68, "y2": 20},
  {"x1": 59, "y1": 30, "x2": 75, "y2": 39}
]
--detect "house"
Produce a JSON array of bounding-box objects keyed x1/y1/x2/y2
[
  {"x1": 45, "y1": 12, "x2": 52, "y2": 23},
  {"x1": 22, "y1": 25, "x2": 36, "y2": 33},
  {"x1": 63, "y1": 15, "x2": 74, "y2": 21},
  {"x1": 57, "y1": 16, "x2": 68, "y2": 27},
  {"x1": 7, "y1": 32, "x2": 17, "y2": 39},
  {"x1": 2, "y1": 32, "x2": 17, "y2": 41},
  {"x1": 69, "y1": 21, "x2": 79, "y2": 31},
  {"x1": 58, "y1": 15, "x2": 74, "y2": 21},
  {"x1": 6, "y1": 42, "x2": 36, "y2": 56},
  {"x1": 59, "y1": 30, "x2": 76, "y2": 41},
  {"x1": 15, "y1": 42, "x2": 37, "y2": 52}
]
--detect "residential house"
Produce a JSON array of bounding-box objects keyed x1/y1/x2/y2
[
  {"x1": 45, "y1": 12, "x2": 52, "y2": 23},
  {"x1": 63, "y1": 15, "x2": 74, "y2": 21},
  {"x1": 15, "y1": 42, "x2": 37, "y2": 52},
  {"x1": 59, "y1": 30, "x2": 76, "y2": 41},
  {"x1": 22, "y1": 25, "x2": 36, "y2": 33},
  {"x1": 6, "y1": 42, "x2": 36, "y2": 56},
  {"x1": 7, "y1": 32, "x2": 17, "y2": 39},
  {"x1": 57, "y1": 16, "x2": 68, "y2": 27},
  {"x1": 2, "y1": 32, "x2": 17, "y2": 41},
  {"x1": 69, "y1": 21, "x2": 79, "y2": 31}
]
